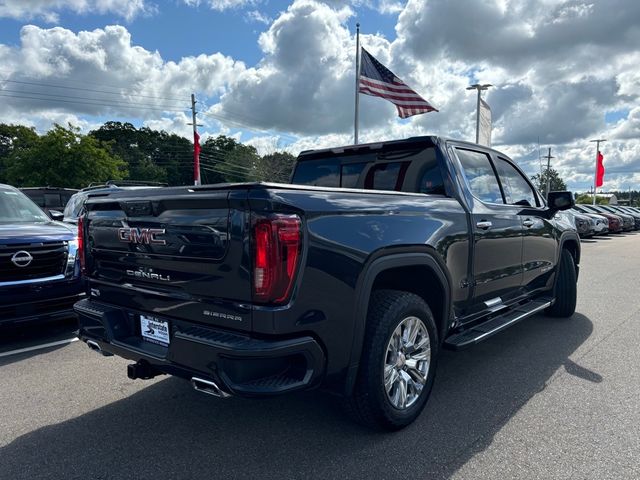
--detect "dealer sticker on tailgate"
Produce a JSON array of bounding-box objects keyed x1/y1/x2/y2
[{"x1": 140, "y1": 315, "x2": 170, "y2": 346}]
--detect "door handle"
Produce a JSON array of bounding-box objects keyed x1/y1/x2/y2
[
  {"x1": 476, "y1": 221, "x2": 492, "y2": 230},
  {"x1": 523, "y1": 219, "x2": 535, "y2": 228}
]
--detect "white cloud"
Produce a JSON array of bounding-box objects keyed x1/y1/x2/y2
[
  {"x1": 213, "y1": 1, "x2": 362, "y2": 135},
  {"x1": 182, "y1": 0, "x2": 259, "y2": 11},
  {"x1": 0, "y1": 24, "x2": 246, "y2": 121},
  {"x1": 143, "y1": 113, "x2": 195, "y2": 139},
  {"x1": 611, "y1": 108, "x2": 640, "y2": 141},
  {"x1": 376, "y1": 0, "x2": 403, "y2": 14},
  {"x1": 245, "y1": 9, "x2": 272, "y2": 24},
  {"x1": 0, "y1": 0, "x2": 153, "y2": 22},
  {"x1": 323, "y1": 0, "x2": 404, "y2": 15}
]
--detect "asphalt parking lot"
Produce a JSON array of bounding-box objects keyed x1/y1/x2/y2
[{"x1": 1, "y1": 233, "x2": 640, "y2": 479}]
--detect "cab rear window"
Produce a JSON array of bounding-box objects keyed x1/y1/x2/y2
[{"x1": 291, "y1": 147, "x2": 445, "y2": 194}]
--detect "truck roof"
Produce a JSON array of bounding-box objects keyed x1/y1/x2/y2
[
  {"x1": 297, "y1": 135, "x2": 498, "y2": 160},
  {"x1": 298, "y1": 135, "x2": 437, "y2": 158}
]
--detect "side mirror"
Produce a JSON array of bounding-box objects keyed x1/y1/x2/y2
[
  {"x1": 547, "y1": 191, "x2": 574, "y2": 212},
  {"x1": 49, "y1": 210, "x2": 64, "y2": 221}
]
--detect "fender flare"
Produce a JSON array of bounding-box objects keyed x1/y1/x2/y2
[
  {"x1": 551, "y1": 232, "x2": 581, "y2": 292},
  {"x1": 344, "y1": 251, "x2": 452, "y2": 395},
  {"x1": 556, "y1": 232, "x2": 581, "y2": 266}
]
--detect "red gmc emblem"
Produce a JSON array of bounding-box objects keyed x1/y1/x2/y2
[{"x1": 118, "y1": 228, "x2": 166, "y2": 245}]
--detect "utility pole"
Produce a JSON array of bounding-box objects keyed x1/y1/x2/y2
[
  {"x1": 590, "y1": 138, "x2": 606, "y2": 205},
  {"x1": 188, "y1": 94, "x2": 203, "y2": 185},
  {"x1": 466, "y1": 83, "x2": 492, "y2": 144},
  {"x1": 543, "y1": 147, "x2": 554, "y2": 197}
]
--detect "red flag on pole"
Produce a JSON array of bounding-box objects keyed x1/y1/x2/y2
[
  {"x1": 596, "y1": 151, "x2": 605, "y2": 187},
  {"x1": 193, "y1": 131, "x2": 201, "y2": 185}
]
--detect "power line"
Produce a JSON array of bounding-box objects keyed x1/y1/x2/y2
[
  {"x1": 0, "y1": 76, "x2": 187, "y2": 102},
  {"x1": 150, "y1": 157, "x2": 255, "y2": 174},
  {"x1": 152, "y1": 162, "x2": 257, "y2": 180},
  {"x1": 200, "y1": 165, "x2": 253, "y2": 179},
  {"x1": 1, "y1": 74, "x2": 299, "y2": 145},
  {"x1": 0, "y1": 88, "x2": 188, "y2": 111},
  {"x1": 0, "y1": 71, "x2": 300, "y2": 143},
  {"x1": 199, "y1": 110, "x2": 298, "y2": 143},
  {"x1": 0, "y1": 93, "x2": 189, "y2": 113},
  {"x1": 147, "y1": 151, "x2": 256, "y2": 171}
]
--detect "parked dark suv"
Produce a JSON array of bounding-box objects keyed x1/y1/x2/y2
[
  {"x1": 63, "y1": 181, "x2": 166, "y2": 224},
  {"x1": 0, "y1": 184, "x2": 84, "y2": 325},
  {"x1": 21, "y1": 187, "x2": 78, "y2": 217}
]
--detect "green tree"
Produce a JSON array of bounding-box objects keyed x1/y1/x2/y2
[
  {"x1": 0, "y1": 124, "x2": 39, "y2": 183},
  {"x1": 254, "y1": 151, "x2": 296, "y2": 183},
  {"x1": 5, "y1": 124, "x2": 127, "y2": 188},
  {"x1": 90, "y1": 122, "x2": 193, "y2": 186},
  {"x1": 575, "y1": 194, "x2": 609, "y2": 205},
  {"x1": 530, "y1": 168, "x2": 567, "y2": 194},
  {"x1": 200, "y1": 135, "x2": 259, "y2": 183}
]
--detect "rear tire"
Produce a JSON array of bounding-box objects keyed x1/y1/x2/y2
[
  {"x1": 545, "y1": 249, "x2": 577, "y2": 318},
  {"x1": 345, "y1": 290, "x2": 439, "y2": 431}
]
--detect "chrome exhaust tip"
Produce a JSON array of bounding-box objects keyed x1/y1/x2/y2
[
  {"x1": 86, "y1": 339, "x2": 113, "y2": 356},
  {"x1": 191, "y1": 377, "x2": 231, "y2": 398}
]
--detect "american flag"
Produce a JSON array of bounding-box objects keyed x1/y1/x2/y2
[{"x1": 359, "y1": 47, "x2": 437, "y2": 118}]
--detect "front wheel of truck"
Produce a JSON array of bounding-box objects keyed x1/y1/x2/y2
[
  {"x1": 545, "y1": 248, "x2": 577, "y2": 318},
  {"x1": 345, "y1": 289, "x2": 439, "y2": 431}
]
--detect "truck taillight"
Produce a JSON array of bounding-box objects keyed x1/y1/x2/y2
[
  {"x1": 253, "y1": 214, "x2": 301, "y2": 304},
  {"x1": 78, "y1": 216, "x2": 85, "y2": 273}
]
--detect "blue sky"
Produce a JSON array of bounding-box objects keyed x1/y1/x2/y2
[{"x1": 0, "y1": 1, "x2": 397, "y2": 66}]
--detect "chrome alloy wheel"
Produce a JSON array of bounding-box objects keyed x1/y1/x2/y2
[{"x1": 384, "y1": 316, "x2": 431, "y2": 410}]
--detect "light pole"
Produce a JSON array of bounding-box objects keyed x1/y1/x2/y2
[
  {"x1": 590, "y1": 138, "x2": 606, "y2": 205},
  {"x1": 467, "y1": 83, "x2": 492, "y2": 144}
]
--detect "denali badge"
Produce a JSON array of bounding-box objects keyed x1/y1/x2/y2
[
  {"x1": 11, "y1": 250, "x2": 33, "y2": 268},
  {"x1": 126, "y1": 268, "x2": 171, "y2": 282},
  {"x1": 118, "y1": 227, "x2": 166, "y2": 245}
]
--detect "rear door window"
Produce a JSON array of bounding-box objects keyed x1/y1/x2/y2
[{"x1": 456, "y1": 148, "x2": 504, "y2": 204}]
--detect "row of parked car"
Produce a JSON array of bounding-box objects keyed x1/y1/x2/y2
[
  {"x1": 565, "y1": 204, "x2": 640, "y2": 237},
  {"x1": 0, "y1": 181, "x2": 164, "y2": 327}
]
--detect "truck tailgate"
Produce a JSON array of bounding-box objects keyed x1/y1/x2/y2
[{"x1": 84, "y1": 189, "x2": 252, "y2": 331}]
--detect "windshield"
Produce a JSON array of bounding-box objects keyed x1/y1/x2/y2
[{"x1": 0, "y1": 187, "x2": 50, "y2": 223}]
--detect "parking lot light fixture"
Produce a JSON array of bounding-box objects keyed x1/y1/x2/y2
[{"x1": 467, "y1": 84, "x2": 492, "y2": 144}]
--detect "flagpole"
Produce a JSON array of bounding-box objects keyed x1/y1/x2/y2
[
  {"x1": 354, "y1": 23, "x2": 360, "y2": 145},
  {"x1": 190, "y1": 93, "x2": 201, "y2": 186},
  {"x1": 590, "y1": 138, "x2": 606, "y2": 205}
]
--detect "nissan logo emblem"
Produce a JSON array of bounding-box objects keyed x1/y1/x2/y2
[{"x1": 11, "y1": 250, "x2": 33, "y2": 268}]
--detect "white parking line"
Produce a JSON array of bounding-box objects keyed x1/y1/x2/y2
[{"x1": 0, "y1": 337, "x2": 79, "y2": 358}]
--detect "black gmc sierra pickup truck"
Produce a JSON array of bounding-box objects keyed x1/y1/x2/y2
[{"x1": 74, "y1": 136, "x2": 579, "y2": 430}]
